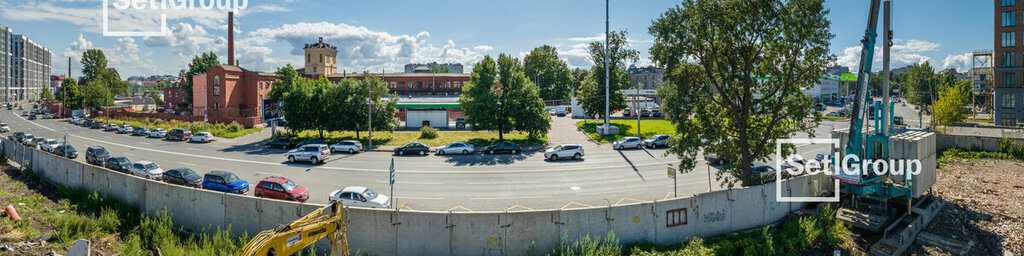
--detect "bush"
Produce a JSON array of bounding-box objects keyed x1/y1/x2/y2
[
  {"x1": 419, "y1": 126, "x2": 438, "y2": 139},
  {"x1": 227, "y1": 122, "x2": 243, "y2": 133},
  {"x1": 1000, "y1": 137, "x2": 1024, "y2": 160}
]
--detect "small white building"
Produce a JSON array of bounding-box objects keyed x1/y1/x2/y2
[{"x1": 805, "y1": 76, "x2": 842, "y2": 101}]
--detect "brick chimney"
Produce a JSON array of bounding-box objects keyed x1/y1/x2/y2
[{"x1": 227, "y1": 11, "x2": 234, "y2": 66}]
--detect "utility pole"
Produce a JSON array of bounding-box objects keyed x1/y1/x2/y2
[
  {"x1": 882, "y1": 1, "x2": 891, "y2": 135},
  {"x1": 602, "y1": 0, "x2": 611, "y2": 134},
  {"x1": 636, "y1": 83, "x2": 641, "y2": 137}
]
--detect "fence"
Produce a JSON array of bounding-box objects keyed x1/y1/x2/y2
[{"x1": 3, "y1": 139, "x2": 834, "y2": 255}]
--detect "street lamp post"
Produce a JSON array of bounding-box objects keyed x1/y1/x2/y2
[{"x1": 602, "y1": 0, "x2": 611, "y2": 135}]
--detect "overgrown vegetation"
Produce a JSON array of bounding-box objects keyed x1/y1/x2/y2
[
  {"x1": 419, "y1": 126, "x2": 439, "y2": 139},
  {"x1": 999, "y1": 137, "x2": 1024, "y2": 161},
  {"x1": 98, "y1": 116, "x2": 260, "y2": 138},
  {"x1": 575, "y1": 120, "x2": 675, "y2": 143},
  {"x1": 551, "y1": 204, "x2": 850, "y2": 256},
  {"x1": 938, "y1": 147, "x2": 1012, "y2": 168}
]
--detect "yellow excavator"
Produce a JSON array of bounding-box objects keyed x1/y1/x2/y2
[{"x1": 239, "y1": 200, "x2": 349, "y2": 256}]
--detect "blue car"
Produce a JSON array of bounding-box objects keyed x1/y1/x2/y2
[{"x1": 202, "y1": 171, "x2": 249, "y2": 194}]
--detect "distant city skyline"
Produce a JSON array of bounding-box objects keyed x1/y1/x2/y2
[{"x1": 0, "y1": 0, "x2": 993, "y2": 77}]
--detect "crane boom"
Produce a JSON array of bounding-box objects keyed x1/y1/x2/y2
[
  {"x1": 239, "y1": 201, "x2": 349, "y2": 256},
  {"x1": 844, "y1": 0, "x2": 881, "y2": 173}
]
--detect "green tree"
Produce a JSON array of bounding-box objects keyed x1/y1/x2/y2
[
  {"x1": 150, "y1": 93, "x2": 164, "y2": 107},
  {"x1": 41, "y1": 87, "x2": 53, "y2": 101},
  {"x1": 932, "y1": 80, "x2": 971, "y2": 126},
  {"x1": 268, "y1": 64, "x2": 300, "y2": 102},
  {"x1": 104, "y1": 68, "x2": 131, "y2": 96},
  {"x1": 80, "y1": 49, "x2": 108, "y2": 84},
  {"x1": 347, "y1": 74, "x2": 400, "y2": 140},
  {"x1": 497, "y1": 54, "x2": 551, "y2": 139},
  {"x1": 427, "y1": 63, "x2": 452, "y2": 73},
  {"x1": 56, "y1": 78, "x2": 83, "y2": 109},
  {"x1": 650, "y1": 0, "x2": 832, "y2": 186},
  {"x1": 460, "y1": 56, "x2": 503, "y2": 137},
  {"x1": 576, "y1": 31, "x2": 638, "y2": 120},
  {"x1": 905, "y1": 62, "x2": 937, "y2": 107},
  {"x1": 81, "y1": 80, "x2": 113, "y2": 109},
  {"x1": 569, "y1": 68, "x2": 590, "y2": 94},
  {"x1": 179, "y1": 52, "x2": 220, "y2": 104},
  {"x1": 523, "y1": 45, "x2": 572, "y2": 100}
]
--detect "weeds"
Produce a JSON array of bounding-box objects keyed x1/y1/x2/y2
[
  {"x1": 98, "y1": 117, "x2": 261, "y2": 138},
  {"x1": 938, "y1": 147, "x2": 1012, "y2": 167}
]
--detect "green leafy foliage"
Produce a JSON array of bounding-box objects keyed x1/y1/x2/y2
[
  {"x1": 41, "y1": 86, "x2": 53, "y2": 101},
  {"x1": 649, "y1": 0, "x2": 831, "y2": 186},
  {"x1": 419, "y1": 126, "x2": 438, "y2": 139},
  {"x1": 576, "y1": 31, "x2": 637, "y2": 119},
  {"x1": 272, "y1": 65, "x2": 399, "y2": 139},
  {"x1": 459, "y1": 54, "x2": 551, "y2": 140},
  {"x1": 524, "y1": 45, "x2": 573, "y2": 100},
  {"x1": 999, "y1": 137, "x2": 1024, "y2": 160},
  {"x1": 932, "y1": 80, "x2": 971, "y2": 127}
]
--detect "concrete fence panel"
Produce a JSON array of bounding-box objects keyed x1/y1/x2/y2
[
  {"x1": 104, "y1": 170, "x2": 130, "y2": 204},
  {"x1": 66, "y1": 160, "x2": 84, "y2": 189},
  {"x1": 652, "y1": 196, "x2": 697, "y2": 245},
  {"x1": 693, "y1": 189, "x2": 732, "y2": 238},
  {"x1": 121, "y1": 174, "x2": 148, "y2": 210},
  {"x1": 222, "y1": 194, "x2": 262, "y2": 236},
  {"x1": 344, "y1": 207, "x2": 398, "y2": 256},
  {"x1": 606, "y1": 202, "x2": 656, "y2": 244},
  {"x1": 763, "y1": 182, "x2": 792, "y2": 224},
  {"x1": 193, "y1": 189, "x2": 227, "y2": 233},
  {"x1": 501, "y1": 211, "x2": 561, "y2": 256},
  {"x1": 256, "y1": 199, "x2": 305, "y2": 232},
  {"x1": 556, "y1": 207, "x2": 611, "y2": 248},
  {"x1": 395, "y1": 210, "x2": 450, "y2": 256},
  {"x1": 161, "y1": 184, "x2": 200, "y2": 230},
  {"x1": 450, "y1": 212, "x2": 504, "y2": 256},
  {"x1": 728, "y1": 185, "x2": 765, "y2": 231}
]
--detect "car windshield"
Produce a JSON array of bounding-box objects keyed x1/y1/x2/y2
[
  {"x1": 281, "y1": 180, "x2": 298, "y2": 192},
  {"x1": 223, "y1": 174, "x2": 239, "y2": 184},
  {"x1": 554, "y1": 145, "x2": 565, "y2": 151},
  {"x1": 181, "y1": 169, "x2": 197, "y2": 177},
  {"x1": 116, "y1": 158, "x2": 128, "y2": 164},
  {"x1": 363, "y1": 188, "x2": 379, "y2": 200},
  {"x1": 144, "y1": 163, "x2": 159, "y2": 170}
]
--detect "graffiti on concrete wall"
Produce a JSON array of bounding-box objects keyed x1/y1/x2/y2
[{"x1": 703, "y1": 209, "x2": 726, "y2": 223}]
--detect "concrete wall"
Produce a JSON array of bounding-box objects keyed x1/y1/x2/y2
[{"x1": 2, "y1": 139, "x2": 835, "y2": 255}]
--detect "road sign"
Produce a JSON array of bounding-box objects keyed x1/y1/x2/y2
[
  {"x1": 667, "y1": 166, "x2": 676, "y2": 179},
  {"x1": 668, "y1": 166, "x2": 678, "y2": 198}
]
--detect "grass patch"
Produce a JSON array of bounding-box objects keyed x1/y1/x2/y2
[
  {"x1": 95, "y1": 117, "x2": 261, "y2": 139},
  {"x1": 551, "y1": 204, "x2": 850, "y2": 256},
  {"x1": 938, "y1": 147, "x2": 1011, "y2": 167},
  {"x1": 279, "y1": 130, "x2": 547, "y2": 147},
  {"x1": 575, "y1": 120, "x2": 674, "y2": 143},
  {"x1": 823, "y1": 115, "x2": 848, "y2": 120}
]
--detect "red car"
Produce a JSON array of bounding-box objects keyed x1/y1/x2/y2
[{"x1": 254, "y1": 176, "x2": 309, "y2": 202}]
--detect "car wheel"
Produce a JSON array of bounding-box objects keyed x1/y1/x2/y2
[
  {"x1": 438, "y1": 150, "x2": 445, "y2": 156},
  {"x1": 349, "y1": 148, "x2": 355, "y2": 154},
  {"x1": 718, "y1": 159, "x2": 725, "y2": 166},
  {"x1": 419, "y1": 150, "x2": 426, "y2": 156},
  {"x1": 462, "y1": 150, "x2": 468, "y2": 155},
  {"x1": 255, "y1": 193, "x2": 262, "y2": 198},
  {"x1": 617, "y1": 145, "x2": 623, "y2": 150},
  {"x1": 311, "y1": 157, "x2": 318, "y2": 165},
  {"x1": 288, "y1": 156, "x2": 295, "y2": 163},
  {"x1": 637, "y1": 144, "x2": 642, "y2": 149},
  {"x1": 549, "y1": 154, "x2": 558, "y2": 161},
  {"x1": 574, "y1": 153, "x2": 581, "y2": 160},
  {"x1": 398, "y1": 150, "x2": 405, "y2": 155},
  {"x1": 512, "y1": 149, "x2": 518, "y2": 154},
  {"x1": 489, "y1": 150, "x2": 495, "y2": 154},
  {"x1": 330, "y1": 148, "x2": 336, "y2": 153}
]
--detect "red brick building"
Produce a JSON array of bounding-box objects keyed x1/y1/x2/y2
[
  {"x1": 162, "y1": 80, "x2": 186, "y2": 112},
  {"x1": 324, "y1": 72, "x2": 470, "y2": 96},
  {"x1": 192, "y1": 65, "x2": 277, "y2": 122}
]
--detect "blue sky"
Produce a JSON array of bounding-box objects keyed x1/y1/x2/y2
[{"x1": 0, "y1": 0, "x2": 994, "y2": 78}]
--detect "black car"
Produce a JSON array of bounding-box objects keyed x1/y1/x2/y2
[
  {"x1": 394, "y1": 142, "x2": 430, "y2": 156},
  {"x1": 163, "y1": 167, "x2": 203, "y2": 187},
  {"x1": 483, "y1": 141, "x2": 521, "y2": 154},
  {"x1": 85, "y1": 146, "x2": 110, "y2": 165},
  {"x1": 266, "y1": 137, "x2": 296, "y2": 149},
  {"x1": 82, "y1": 119, "x2": 94, "y2": 127},
  {"x1": 455, "y1": 117, "x2": 466, "y2": 129},
  {"x1": 27, "y1": 114, "x2": 36, "y2": 120},
  {"x1": 55, "y1": 145, "x2": 78, "y2": 159},
  {"x1": 104, "y1": 156, "x2": 132, "y2": 173},
  {"x1": 90, "y1": 121, "x2": 104, "y2": 129},
  {"x1": 9, "y1": 132, "x2": 25, "y2": 142},
  {"x1": 296, "y1": 138, "x2": 325, "y2": 148}
]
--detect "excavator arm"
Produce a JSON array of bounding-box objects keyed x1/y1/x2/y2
[{"x1": 239, "y1": 201, "x2": 349, "y2": 256}]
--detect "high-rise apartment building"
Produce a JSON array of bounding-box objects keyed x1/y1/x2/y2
[
  {"x1": 0, "y1": 25, "x2": 51, "y2": 102},
  {"x1": 0, "y1": 25, "x2": 11, "y2": 102},
  {"x1": 996, "y1": 0, "x2": 1024, "y2": 126}
]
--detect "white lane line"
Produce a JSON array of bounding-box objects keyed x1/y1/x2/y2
[
  {"x1": 465, "y1": 181, "x2": 537, "y2": 185},
  {"x1": 186, "y1": 148, "x2": 201, "y2": 151},
  {"x1": 393, "y1": 196, "x2": 444, "y2": 200},
  {"x1": 376, "y1": 180, "x2": 443, "y2": 185},
  {"x1": 575, "y1": 187, "x2": 647, "y2": 196},
  {"x1": 139, "y1": 142, "x2": 151, "y2": 145},
  {"x1": 470, "y1": 195, "x2": 552, "y2": 200}
]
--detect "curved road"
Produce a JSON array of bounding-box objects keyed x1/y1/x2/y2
[{"x1": 2, "y1": 107, "x2": 846, "y2": 211}]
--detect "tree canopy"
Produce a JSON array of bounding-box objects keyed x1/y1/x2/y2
[
  {"x1": 271, "y1": 66, "x2": 399, "y2": 139},
  {"x1": 650, "y1": 0, "x2": 832, "y2": 186},
  {"x1": 41, "y1": 87, "x2": 53, "y2": 101},
  {"x1": 523, "y1": 45, "x2": 572, "y2": 101},
  {"x1": 179, "y1": 52, "x2": 220, "y2": 105},
  {"x1": 459, "y1": 54, "x2": 550, "y2": 140},
  {"x1": 55, "y1": 78, "x2": 82, "y2": 109},
  {"x1": 932, "y1": 79, "x2": 971, "y2": 127},
  {"x1": 576, "y1": 31, "x2": 638, "y2": 119}
]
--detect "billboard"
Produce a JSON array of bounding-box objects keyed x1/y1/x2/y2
[{"x1": 262, "y1": 99, "x2": 283, "y2": 122}]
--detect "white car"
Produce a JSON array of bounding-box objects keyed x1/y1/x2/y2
[
  {"x1": 329, "y1": 140, "x2": 361, "y2": 154},
  {"x1": 190, "y1": 132, "x2": 213, "y2": 143},
  {"x1": 286, "y1": 145, "x2": 330, "y2": 164},
  {"x1": 148, "y1": 128, "x2": 167, "y2": 138},
  {"x1": 544, "y1": 144, "x2": 584, "y2": 161},
  {"x1": 40, "y1": 139, "x2": 60, "y2": 152},
  {"x1": 436, "y1": 141, "x2": 475, "y2": 155},
  {"x1": 130, "y1": 161, "x2": 164, "y2": 180},
  {"x1": 328, "y1": 186, "x2": 390, "y2": 208},
  {"x1": 117, "y1": 125, "x2": 134, "y2": 134},
  {"x1": 0, "y1": 124, "x2": 9, "y2": 133},
  {"x1": 612, "y1": 137, "x2": 643, "y2": 150}
]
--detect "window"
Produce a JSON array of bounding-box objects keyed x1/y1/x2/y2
[
  {"x1": 446, "y1": 81, "x2": 451, "y2": 88},
  {"x1": 306, "y1": 54, "x2": 310, "y2": 63},
  {"x1": 213, "y1": 86, "x2": 220, "y2": 96},
  {"x1": 1003, "y1": 93, "x2": 1017, "y2": 108},
  {"x1": 213, "y1": 75, "x2": 220, "y2": 85},
  {"x1": 390, "y1": 82, "x2": 396, "y2": 89},
  {"x1": 1003, "y1": 73, "x2": 1016, "y2": 88},
  {"x1": 1001, "y1": 113, "x2": 1017, "y2": 126},
  {"x1": 1003, "y1": 32, "x2": 1016, "y2": 47},
  {"x1": 1004, "y1": 12, "x2": 1017, "y2": 27},
  {"x1": 1004, "y1": 0, "x2": 1015, "y2": 6},
  {"x1": 455, "y1": 81, "x2": 461, "y2": 87},
  {"x1": 1004, "y1": 52, "x2": 1016, "y2": 67}
]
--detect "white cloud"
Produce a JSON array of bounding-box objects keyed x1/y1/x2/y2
[
  {"x1": 942, "y1": 53, "x2": 972, "y2": 72},
  {"x1": 472, "y1": 45, "x2": 494, "y2": 52},
  {"x1": 558, "y1": 43, "x2": 593, "y2": 69},
  {"x1": 143, "y1": 22, "x2": 221, "y2": 58},
  {"x1": 835, "y1": 39, "x2": 941, "y2": 71}
]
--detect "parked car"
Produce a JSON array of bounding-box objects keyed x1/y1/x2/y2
[
  {"x1": 163, "y1": 168, "x2": 203, "y2": 188},
  {"x1": 814, "y1": 103, "x2": 826, "y2": 112},
  {"x1": 82, "y1": 119, "x2": 94, "y2": 127},
  {"x1": 130, "y1": 161, "x2": 164, "y2": 180},
  {"x1": 394, "y1": 142, "x2": 430, "y2": 156},
  {"x1": 296, "y1": 138, "x2": 325, "y2": 148},
  {"x1": 9, "y1": 132, "x2": 25, "y2": 142},
  {"x1": 20, "y1": 111, "x2": 27, "y2": 116},
  {"x1": 104, "y1": 156, "x2": 132, "y2": 173},
  {"x1": 117, "y1": 125, "x2": 133, "y2": 134},
  {"x1": 286, "y1": 145, "x2": 330, "y2": 164},
  {"x1": 751, "y1": 163, "x2": 777, "y2": 183},
  {"x1": 328, "y1": 186, "x2": 390, "y2": 208},
  {"x1": 29, "y1": 137, "x2": 45, "y2": 147},
  {"x1": 643, "y1": 134, "x2": 671, "y2": 148},
  {"x1": 166, "y1": 129, "x2": 191, "y2": 141},
  {"x1": 437, "y1": 142, "x2": 475, "y2": 155},
  {"x1": 189, "y1": 132, "x2": 214, "y2": 143},
  {"x1": 329, "y1": 140, "x2": 362, "y2": 154},
  {"x1": 545, "y1": 144, "x2": 584, "y2": 161},
  {"x1": 40, "y1": 139, "x2": 60, "y2": 152},
  {"x1": 623, "y1": 107, "x2": 632, "y2": 116},
  {"x1": 148, "y1": 128, "x2": 168, "y2": 138},
  {"x1": 90, "y1": 121, "x2": 105, "y2": 129},
  {"x1": 85, "y1": 146, "x2": 110, "y2": 165},
  {"x1": 255, "y1": 176, "x2": 310, "y2": 202},
  {"x1": 133, "y1": 127, "x2": 150, "y2": 136},
  {"x1": 483, "y1": 141, "x2": 521, "y2": 154},
  {"x1": 202, "y1": 171, "x2": 249, "y2": 194},
  {"x1": 650, "y1": 108, "x2": 662, "y2": 117},
  {"x1": 265, "y1": 137, "x2": 296, "y2": 149},
  {"x1": 613, "y1": 137, "x2": 643, "y2": 150},
  {"x1": 20, "y1": 134, "x2": 34, "y2": 145},
  {"x1": 27, "y1": 114, "x2": 36, "y2": 120},
  {"x1": 704, "y1": 152, "x2": 729, "y2": 166},
  {"x1": 455, "y1": 117, "x2": 466, "y2": 129},
  {"x1": 556, "y1": 109, "x2": 566, "y2": 117},
  {"x1": 55, "y1": 145, "x2": 78, "y2": 159},
  {"x1": 0, "y1": 123, "x2": 10, "y2": 133},
  {"x1": 640, "y1": 108, "x2": 651, "y2": 117}
]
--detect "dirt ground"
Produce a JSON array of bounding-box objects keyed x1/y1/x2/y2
[{"x1": 0, "y1": 164, "x2": 120, "y2": 255}]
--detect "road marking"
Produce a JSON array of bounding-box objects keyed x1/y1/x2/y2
[
  {"x1": 186, "y1": 148, "x2": 201, "y2": 151},
  {"x1": 394, "y1": 196, "x2": 444, "y2": 200},
  {"x1": 576, "y1": 187, "x2": 647, "y2": 196},
  {"x1": 177, "y1": 162, "x2": 196, "y2": 166},
  {"x1": 377, "y1": 180, "x2": 442, "y2": 185},
  {"x1": 139, "y1": 142, "x2": 151, "y2": 145},
  {"x1": 465, "y1": 181, "x2": 537, "y2": 185},
  {"x1": 470, "y1": 195, "x2": 552, "y2": 200}
]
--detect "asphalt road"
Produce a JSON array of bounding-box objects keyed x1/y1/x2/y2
[{"x1": 2, "y1": 107, "x2": 853, "y2": 211}]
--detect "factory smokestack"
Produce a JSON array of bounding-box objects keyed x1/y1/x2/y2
[{"x1": 228, "y1": 11, "x2": 234, "y2": 66}]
